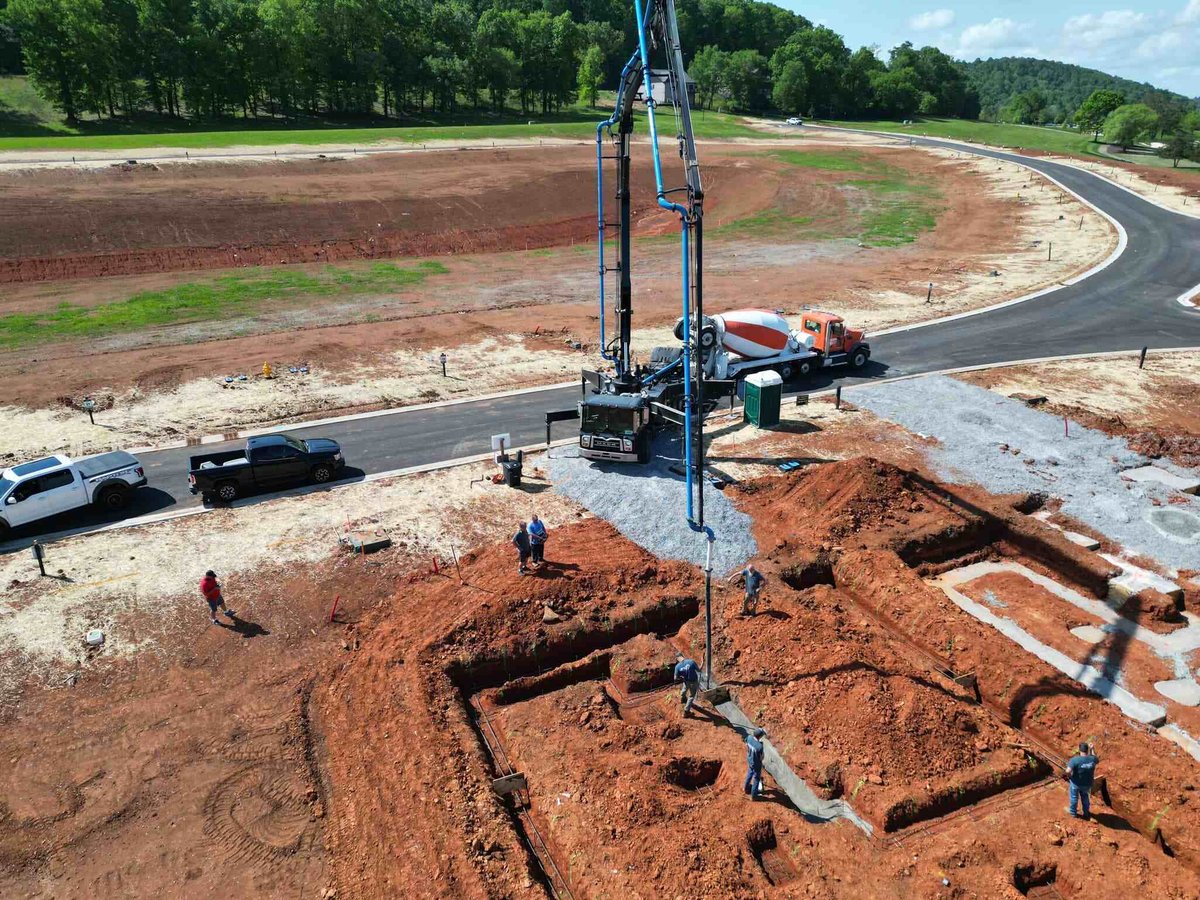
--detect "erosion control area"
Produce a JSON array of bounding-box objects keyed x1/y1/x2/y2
[{"x1": 315, "y1": 457, "x2": 1200, "y2": 898}]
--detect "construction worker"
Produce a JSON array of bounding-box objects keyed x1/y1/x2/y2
[
  {"x1": 1065, "y1": 741, "x2": 1100, "y2": 819},
  {"x1": 528, "y1": 514, "x2": 548, "y2": 567},
  {"x1": 729, "y1": 563, "x2": 767, "y2": 616},
  {"x1": 200, "y1": 570, "x2": 236, "y2": 625},
  {"x1": 673, "y1": 653, "x2": 701, "y2": 716},
  {"x1": 512, "y1": 522, "x2": 532, "y2": 575},
  {"x1": 745, "y1": 727, "x2": 766, "y2": 800}
]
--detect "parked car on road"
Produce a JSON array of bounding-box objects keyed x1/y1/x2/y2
[
  {"x1": 785, "y1": 116, "x2": 803, "y2": 125},
  {"x1": 0, "y1": 452, "x2": 147, "y2": 539},
  {"x1": 188, "y1": 434, "x2": 345, "y2": 503}
]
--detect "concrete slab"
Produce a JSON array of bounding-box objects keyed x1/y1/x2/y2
[
  {"x1": 1070, "y1": 625, "x2": 1107, "y2": 644},
  {"x1": 1101, "y1": 553, "x2": 1183, "y2": 602},
  {"x1": 1064, "y1": 531, "x2": 1101, "y2": 550},
  {"x1": 1121, "y1": 465, "x2": 1200, "y2": 495},
  {"x1": 1155, "y1": 678, "x2": 1200, "y2": 707},
  {"x1": 1158, "y1": 725, "x2": 1200, "y2": 763}
]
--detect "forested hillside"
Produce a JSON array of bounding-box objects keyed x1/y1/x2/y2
[
  {"x1": 964, "y1": 57, "x2": 1195, "y2": 124},
  {"x1": 0, "y1": 0, "x2": 973, "y2": 127}
]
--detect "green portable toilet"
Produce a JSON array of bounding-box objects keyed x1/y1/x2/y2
[{"x1": 743, "y1": 370, "x2": 783, "y2": 428}]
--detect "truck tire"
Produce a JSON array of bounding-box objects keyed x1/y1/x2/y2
[
  {"x1": 778, "y1": 363, "x2": 795, "y2": 381},
  {"x1": 849, "y1": 348, "x2": 870, "y2": 369},
  {"x1": 216, "y1": 481, "x2": 240, "y2": 503},
  {"x1": 797, "y1": 357, "x2": 817, "y2": 377},
  {"x1": 95, "y1": 483, "x2": 130, "y2": 511},
  {"x1": 636, "y1": 434, "x2": 651, "y2": 464},
  {"x1": 311, "y1": 464, "x2": 334, "y2": 484},
  {"x1": 0, "y1": 520, "x2": 9, "y2": 543}
]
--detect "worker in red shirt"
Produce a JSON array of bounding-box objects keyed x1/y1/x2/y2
[{"x1": 200, "y1": 570, "x2": 236, "y2": 625}]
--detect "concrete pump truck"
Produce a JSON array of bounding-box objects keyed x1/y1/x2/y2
[
  {"x1": 544, "y1": 0, "x2": 735, "y2": 481},
  {"x1": 545, "y1": 0, "x2": 869, "y2": 468}
]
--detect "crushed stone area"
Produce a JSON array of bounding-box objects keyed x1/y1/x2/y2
[
  {"x1": 852, "y1": 376, "x2": 1200, "y2": 572},
  {"x1": 547, "y1": 435, "x2": 756, "y2": 574}
]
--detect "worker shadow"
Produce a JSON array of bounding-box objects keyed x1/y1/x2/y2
[
  {"x1": 1087, "y1": 810, "x2": 1139, "y2": 834},
  {"x1": 517, "y1": 483, "x2": 553, "y2": 494},
  {"x1": 747, "y1": 609, "x2": 791, "y2": 621},
  {"x1": 217, "y1": 615, "x2": 270, "y2": 639}
]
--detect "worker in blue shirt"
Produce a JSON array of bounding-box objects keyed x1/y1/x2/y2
[
  {"x1": 729, "y1": 563, "x2": 767, "y2": 616},
  {"x1": 745, "y1": 727, "x2": 766, "y2": 799},
  {"x1": 1065, "y1": 741, "x2": 1100, "y2": 819},
  {"x1": 528, "y1": 514, "x2": 548, "y2": 567},
  {"x1": 673, "y1": 654, "x2": 701, "y2": 716}
]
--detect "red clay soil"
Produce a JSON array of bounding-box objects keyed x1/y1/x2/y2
[
  {"x1": 316, "y1": 514, "x2": 1200, "y2": 897},
  {"x1": 0, "y1": 145, "x2": 783, "y2": 283},
  {"x1": 0, "y1": 144, "x2": 1022, "y2": 411},
  {"x1": 0, "y1": 547, "x2": 402, "y2": 898}
]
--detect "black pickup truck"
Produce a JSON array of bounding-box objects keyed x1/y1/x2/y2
[{"x1": 188, "y1": 434, "x2": 345, "y2": 503}]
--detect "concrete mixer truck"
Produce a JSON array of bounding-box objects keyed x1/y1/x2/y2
[{"x1": 665, "y1": 307, "x2": 870, "y2": 381}]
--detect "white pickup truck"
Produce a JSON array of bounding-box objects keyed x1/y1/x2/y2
[{"x1": 0, "y1": 452, "x2": 147, "y2": 539}]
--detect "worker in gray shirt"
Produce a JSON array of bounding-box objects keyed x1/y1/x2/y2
[
  {"x1": 730, "y1": 563, "x2": 767, "y2": 616},
  {"x1": 673, "y1": 654, "x2": 701, "y2": 716}
]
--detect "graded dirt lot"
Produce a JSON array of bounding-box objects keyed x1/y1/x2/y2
[
  {"x1": 2, "y1": 350, "x2": 1200, "y2": 896},
  {"x1": 0, "y1": 138, "x2": 1116, "y2": 462}
]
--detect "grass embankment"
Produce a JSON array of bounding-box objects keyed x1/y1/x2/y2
[
  {"x1": 818, "y1": 116, "x2": 1100, "y2": 157},
  {"x1": 0, "y1": 77, "x2": 768, "y2": 151},
  {"x1": 716, "y1": 147, "x2": 941, "y2": 247},
  {"x1": 0, "y1": 260, "x2": 448, "y2": 348}
]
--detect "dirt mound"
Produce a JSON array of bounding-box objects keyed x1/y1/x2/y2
[{"x1": 743, "y1": 457, "x2": 990, "y2": 561}]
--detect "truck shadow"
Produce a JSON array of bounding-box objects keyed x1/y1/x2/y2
[{"x1": 0, "y1": 487, "x2": 179, "y2": 554}]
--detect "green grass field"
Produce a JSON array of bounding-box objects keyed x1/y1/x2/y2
[
  {"x1": 816, "y1": 116, "x2": 1100, "y2": 157},
  {"x1": 717, "y1": 147, "x2": 942, "y2": 247},
  {"x1": 0, "y1": 77, "x2": 769, "y2": 151},
  {"x1": 0, "y1": 260, "x2": 448, "y2": 348}
]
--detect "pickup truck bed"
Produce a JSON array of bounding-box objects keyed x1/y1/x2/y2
[{"x1": 77, "y1": 450, "x2": 143, "y2": 480}]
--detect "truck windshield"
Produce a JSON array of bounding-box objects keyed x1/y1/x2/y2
[{"x1": 582, "y1": 405, "x2": 636, "y2": 433}]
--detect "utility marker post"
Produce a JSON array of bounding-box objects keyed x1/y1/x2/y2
[
  {"x1": 926, "y1": 282, "x2": 933, "y2": 303},
  {"x1": 82, "y1": 398, "x2": 96, "y2": 426},
  {"x1": 439, "y1": 352, "x2": 448, "y2": 377},
  {"x1": 1139, "y1": 346, "x2": 1148, "y2": 369},
  {"x1": 31, "y1": 541, "x2": 46, "y2": 577},
  {"x1": 1047, "y1": 242, "x2": 1052, "y2": 261}
]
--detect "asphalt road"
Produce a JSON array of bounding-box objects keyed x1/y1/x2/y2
[{"x1": 5, "y1": 138, "x2": 1199, "y2": 548}]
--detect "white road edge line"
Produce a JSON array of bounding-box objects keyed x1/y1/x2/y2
[
  {"x1": 1178, "y1": 282, "x2": 1200, "y2": 310},
  {"x1": 868, "y1": 143, "x2": 1129, "y2": 338}
]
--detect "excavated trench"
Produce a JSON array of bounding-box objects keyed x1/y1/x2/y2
[{"x1": 441, "y1": 594, "x2": 701, "y2": 898}]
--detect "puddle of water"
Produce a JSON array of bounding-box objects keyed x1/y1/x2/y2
[
  {"x1": 981, "y1": 589, "x2": 1008, "y2": 609},
  {"x1": 1148, "y1": 507, "x2": 1200, "y2": 542}
]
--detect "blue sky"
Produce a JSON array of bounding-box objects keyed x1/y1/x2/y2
[{"x1": 780, "y1": 1, "x2": 1199, "y2": 95}]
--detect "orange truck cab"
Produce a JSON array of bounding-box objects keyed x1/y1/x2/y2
[{"x1": 798, "y1": 310, "x2": 870, "y2": 370}]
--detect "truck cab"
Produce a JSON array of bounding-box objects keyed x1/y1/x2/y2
[
  {"x1": 579, "y1": 393, "x2": 651, "y2": 463},
  {"x1": 797, "y1": 311, "x2": 870, "y2": 371}
]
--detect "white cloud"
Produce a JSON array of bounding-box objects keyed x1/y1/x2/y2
[
  {"x1": 909, "y1": 9, "x2": 955, "y2": 31},
  {"x1": 1179, "y1": 0, "x2": 1200, "y2": 24},
  {"x1": 954, "y1": 18, "x2": 1037, "y2": 58},
  {"x1": 1062, "y1": 10, "x2": 1151, "y2": 51}
]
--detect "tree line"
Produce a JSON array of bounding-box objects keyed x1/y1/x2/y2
[
  {"x1": 2, "y1": 0, "x2": 980, "y2": 125},
  {"x1": 963, "y1": 57, "x2": 1197, "y2": 128}
]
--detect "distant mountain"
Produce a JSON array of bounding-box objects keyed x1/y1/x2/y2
[{"x1": 962, "y1": 57, "x2": 1194, "y2": 121}]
